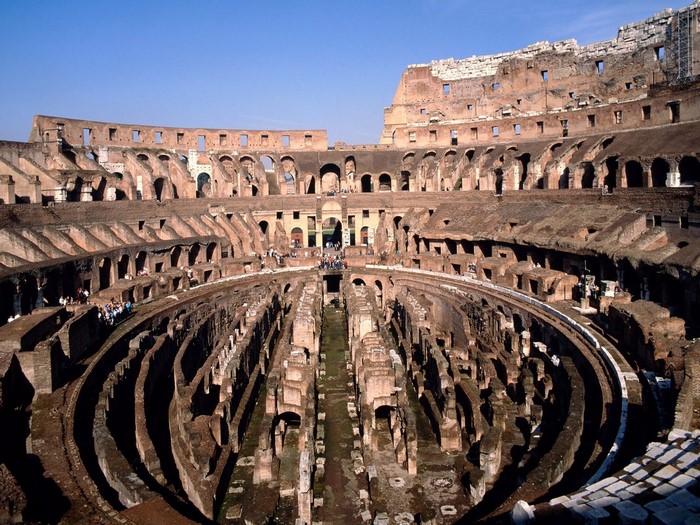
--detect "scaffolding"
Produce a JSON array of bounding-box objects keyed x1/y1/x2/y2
[{"x1": 675, "y1": 8, "x2": 693, "y2": 82}]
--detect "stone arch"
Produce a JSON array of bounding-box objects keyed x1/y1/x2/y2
[
  {"x1": 378, "y1": 173, "x2": 392, "y2": 192},
  {"x1": 17, "y1": 275, "x2": 38, "y2": 315},
  {"x1": 170, "y1": 246, "x2": 183, "y2": 268},
  {"x1": 374, "y1": 279, "x2": 383, "y2": 308},
  {"x1": 322, "y1": 217, "x2": 343, "y2": 247},
  {"x1": 261, "y1": 155, "x2": 275, "y2": 173},
  {"x1": 360, "y1": 226, "x2": 369, "y2": 245},
  {"x1": 558, "y1": 167, "x2": 570, "y2": 189},
  {"x1": 197, "y1": 173, "x2": 211, "y2": 197},
  {"x1": 304, "y1": 173, "x2": 317, "y2": 194},
  {"x1": 651, "y1": 158, "x2": 670, "y2": 187},
  {"x1": 400, "y1": 171, "x2": 410, "y2": 191},
  {"x1": 352, "y1": 278, "x2": 367, "y2": 286},
  {"x1": 92, "y1": 177, "x2": 107, "y2": 201},
  {"x1": 624, "y1": 160, "x2": 644, "y2": 187},
  {"x1": 206, "y1": 242, "x2": 218, "y2": 263},
  {"x1": 154, "y1": 178, "x2": 166, "y2": 200},
  {"x1": 0, "y1": 280, "x2": 16, "y2": 323},
  {"x1": 291, "y1": 227, "x2": 303, "y2": 248},
  {"x1": 604, "y1": 156, "x2": 618, "y2": 190},
  {"x1": 320, "y1": 163, "x2": 341, "y2": 193},
  {"x1": 158, "y1": 154, "x2": 170, "y2": 162},
  {"x1": 581, "y1": 162, "x2": 596, "y2": 188},
  {"x1": 68, "y1": 177, "x2": 84, "y2": 202},
  {"x1": 273, "y1": 411, "x2": 302, "y2": 452},
  {"x1": 188, "y1": 244, "x2": 201, "y2": 266},
  {"x1": 361, "y1": 174, "x2": 373, "y2": 193},
  {"x1": 135, "y1": 251, "x2": 148, "y2": 274},
  {"x1": 117, "y1": 254, "x2": 130, "y2": 279},
  {"x1": 517, "y1": 153, "x2": 530, "y2": 189},
  {"x1": 259, "y1": 221, "x2": 270, "y2": 246},
  {"x1": 679, "y1": 156, "x2": 700, "y2": 185},
  {"x1": 99, "y1": 257, "x2": 112, "y2": 291},
  {"x1": 240, "y1": 156, "x2": 255, "y2": 183},
  {"x1": 137, "y1": 153, "x2": 149, "y2": 162}
]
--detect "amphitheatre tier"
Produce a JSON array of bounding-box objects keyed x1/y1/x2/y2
[
  {"x1": 0, "y1": 2, "x2": 699, "y2": 524},
  {"x1": 0, "y1": 186, "x2": 698, "y2": 524}
]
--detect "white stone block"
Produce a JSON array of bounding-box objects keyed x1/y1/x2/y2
[{"x1": 440, "y1": 505, "x2": 458, "y2": 516}]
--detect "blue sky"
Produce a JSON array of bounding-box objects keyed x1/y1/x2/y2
[{"x1": 0, "y1": 1, "x2": 692, "y2": 145}]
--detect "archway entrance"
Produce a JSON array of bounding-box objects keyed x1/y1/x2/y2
[
  {"x1": 651, "y1": 158, "x2": 670, "y2": 187},
  {"x1": 322, "y1": 218, "x2": 343, "y2": 248}
]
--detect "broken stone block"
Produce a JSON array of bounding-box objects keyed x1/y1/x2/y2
[{"x1": 225, "y1": 504, "x2": 242, "y2": 519}]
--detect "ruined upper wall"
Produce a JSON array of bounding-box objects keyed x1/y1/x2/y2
[
  {"x1": 382, "y1": 2, "x2": 700, "y2": 147},
  {"x1": 421, "y1": 6, "x2": 679, "y2": 81},
  {"x1": 29, "y1": 115, "x2": 329, "y2": 153}
]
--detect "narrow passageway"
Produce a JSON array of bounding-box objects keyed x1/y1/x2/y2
[{"x1": 316, "y1": 304, "x2": 368, "y2": 524}]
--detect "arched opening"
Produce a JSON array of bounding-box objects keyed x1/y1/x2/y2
[
  {"x1": 154, "y1": 178, "x2": 165, "y2": 200},
  {"x1": 651, "y1": 158, "x2": 670, "y2": 187},
  {"x1": 378, "y1": 173, "x2": 392, "y2": 192},
  {"x1": 322, "y1": 217, "x2": 343, "y2": 247},
  {"x1": 360, "y1": 226, "x2": 369, "y2": 245},
  {"x1": 261, "y1": 156, "x2": 275, "y2": 173},
  {"x1": 517, "y1": 153, "x2": 530, "y2": 189},
  {"x1": 393, "y1": 216, "x2": 402, "y2": 230},
  {"x1": 604, "y1": 156, "x2": 618, "y2": 190},
  {"x1": 135, "y1": 251, "x2": 148, "y2": 275},
  {"x1": 625, "y1": 160, "x2": 644, "y2": 187},
  {"x1": 273, "y1": 411, "x2": 302, "y2": 453},
  {"x1": 220, "y1": 155, "x2": 235, "y2": 175},
  {"x1": 374, "y1": 405, "x2": 397, "y2": 448},
  {"x1": 344, "y1": 156, "x2": 357, "y2": 191},
  {"x1": 513, "y1": 313, "x2": 525, "y2": 333},
  {"x1": 0, "y1": 281, "x2": 16, "y2": 324},
  {"x1": 494, "y1": 168, "x2": 504, "y2": 195},
  {"x1": 206, "y1": 242, "x2": 217, "y2": 263},
  {"x1": 558, "y1": 168, "x2": 570, "y2": 189},
  {"x1": 158, "y1": 154, "x2": 170, "y2": 162},
  {"x1": 400, "y1": 171, "x2": 410, "y2": 191},
  {"x1": 99, "y1": 258, "x2": 112, "y2": 291},
  {"x1": 291, "y1": 227, "x2": 304, "y2": 248},
  {"x1": 581, "y1": 163, "x2": 596, "y2": 188},
  {"x1": 252, "y1": 185, "x2": 259, "y2": 196},
  {"x1": 305, "y1": 174, "x2": 316, "y2": 194},
  {"x1": 259, "y1": 221, "x2": 270, "y2": 246},
  {"x1": 170, "y1": 246, "x2": 182, "y2": 268},
  {"x1": 361, "y1": 174, "x2": 373, "y2": 193},
  {"x1": 93, "y1": 177, "x2": 107, "y2": 201},
  {"x1": 68, "y1": 177, "x2": 83, "y2": 202},
  {"x1": 17, "y1": 275, "x2": 38, "y2": 315},
  {"x1": 197, "y1": 173, "x2": 211, "y2": 197},
  {"x1": 188, "y1": 244, "x2": 200, "y2": 266},
  {"x1": 137, "y1": 154, "x2": 149, "y2": 162},
  {"x1": 679, "y1": 156, "x2": 700, "y2": 185},
  {"x1": 320, "y1": 164, "x2": 341, "y2": 193},
  {"x1": 117, "y1": 254, "x2": 129, "y2": 280},
  {"x1": 374, "y1": 280, "x2": 383, "y2": 308},
  {"x1": 281, "y1": 156, "x2": 296, "y2": 192},
  {"x1": 352, "y1": 278, "x2": 366, "y2": 286}
]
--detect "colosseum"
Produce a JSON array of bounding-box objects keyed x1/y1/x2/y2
[{"x1": 1, "y1": 3, "x2": 699, "y2": 525}]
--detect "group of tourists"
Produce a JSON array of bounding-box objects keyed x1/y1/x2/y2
[
  {"x1": 96, "y1": 298, "x2": 132, "y2": 326},
  {"x1": 318, "y1": 253, "x2": 347, "y2": 270}
]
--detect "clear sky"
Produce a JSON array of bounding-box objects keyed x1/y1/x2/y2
[{"x1": 0, "y1": 0, "x2": 692, "y2": 145}]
